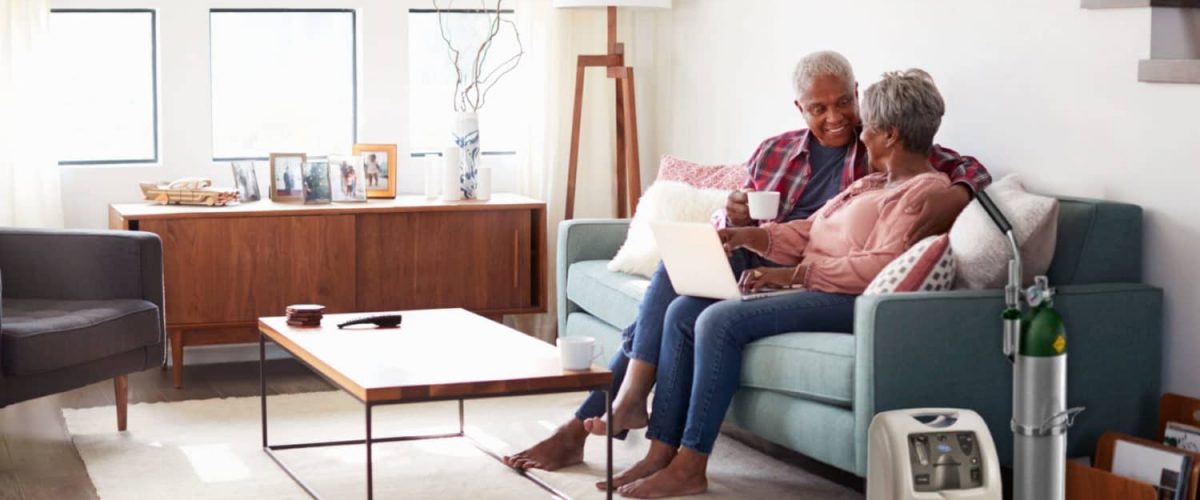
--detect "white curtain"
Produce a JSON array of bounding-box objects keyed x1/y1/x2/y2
[
  {"x1": 510, "y1": 0, "x2": 619, "y2": 340},
  {"x1": 0, "y1": 0, "x2": 64, "y2": 228}
]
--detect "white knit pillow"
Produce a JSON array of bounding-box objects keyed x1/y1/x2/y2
[
  {"x1": 950, "y1": 175, "x2": 1059, "y2": 289},
  {"x1": 608, "y1": 181, "x2": 730, "y2": 278}
]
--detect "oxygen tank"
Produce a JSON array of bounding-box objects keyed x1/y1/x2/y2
[{"x1": 1011, "y1": 277, "x2": 1081, "y2": 500}]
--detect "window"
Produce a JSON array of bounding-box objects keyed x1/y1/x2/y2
[
  {"x1": 210, "y1": 10, "x2": 356, "y2": 160},
  {"x1": 408, "y1": 9, "x2": 522, "y2": 158},
  {"x1": 49, "y1": 10, "x2": 157, "y2": 165}
]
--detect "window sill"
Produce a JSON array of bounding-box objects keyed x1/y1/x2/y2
[
  {"x1": 1083, "y1": 0, "x2": 1200, "y2": 7},
  {"x1": 1138, "y1": 58, "x2": 1200, "y2": 83}
]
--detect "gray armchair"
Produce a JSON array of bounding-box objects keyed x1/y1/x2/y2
[{"x1": 0, "y1": 228, "x2": 165, "y2": 431}]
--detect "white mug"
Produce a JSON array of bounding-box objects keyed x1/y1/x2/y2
[
  {"x1": 747, "y1": 191, "x2": 781, "y2": 220},
  {"x1": 557, "y1": 336, "x2": 602, "y2": 371}
]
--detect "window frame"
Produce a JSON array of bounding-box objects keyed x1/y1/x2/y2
[
  {"x1": 208, "y1": 8, "x2": 358, "y2": 162},
  {"x1": 50, "y1": 8, "x2": 159, "y2": 166},
  {"x1": 407, "y1": 7, "x2": 517, "y2": 159}
]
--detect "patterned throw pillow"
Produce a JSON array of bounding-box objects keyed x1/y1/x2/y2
[
  {"x1": 655, "y1": 155, "x2": 748, "y2": 191},
  {"x1": 864, "y1": 234, "x2": 955, "y2": 295}
]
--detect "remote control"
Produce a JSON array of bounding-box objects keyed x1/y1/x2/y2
[{"x1": 336, "y1": 314, "x2": 403, "y2": 329}]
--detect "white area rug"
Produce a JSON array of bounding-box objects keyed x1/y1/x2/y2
[{"x1": 63, "y1": 392, "x2": 861, "y2": 499}]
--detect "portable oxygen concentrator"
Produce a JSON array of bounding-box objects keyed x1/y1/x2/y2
[{"x1": 867, "y1": 409, "x2": 1002, "y2": 500}]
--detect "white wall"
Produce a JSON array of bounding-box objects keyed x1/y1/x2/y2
[
  {"x1": 52, "y1": 0, "x2": 532, "y2": 230},
  {"x1": 650, "y1": 0, "x2": 1200, "y2": 397}
]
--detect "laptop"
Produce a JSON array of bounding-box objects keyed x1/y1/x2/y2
[{"x1": 650, "y1": 222, "x2": 806, "y2": 301}]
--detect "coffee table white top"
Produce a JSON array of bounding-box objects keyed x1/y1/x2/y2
[{"x1": 258, "y1": 308, "x2": 611, "y2": 403}]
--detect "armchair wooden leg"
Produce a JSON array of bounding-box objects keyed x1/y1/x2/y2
[{"x1": 115, "y1": 375, "x2": 128, "y2": 431}]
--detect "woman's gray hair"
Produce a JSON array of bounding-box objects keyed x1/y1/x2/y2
[
  {"x1": 860, "y1": 69, "x2": 944, "y2": 154},
  {"x1": 793, "y1": 51, "x2": 855, "y2": 97}
]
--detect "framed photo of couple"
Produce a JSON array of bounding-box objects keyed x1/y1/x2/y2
[
  {"x1": 352, "y1": 144, "x2": 397, "y2": 198},
  {"x1": 269, "y1": 153, "x2": 306, "y2": 202}
]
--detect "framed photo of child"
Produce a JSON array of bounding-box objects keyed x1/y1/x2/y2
[
  {"x1": 352, "y1": 143, "x2": 397, "y2": 198},
  {"x1": 329, "y1": 154, "x2": 367, "y2": 203}
]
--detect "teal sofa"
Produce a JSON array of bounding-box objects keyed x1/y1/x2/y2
[{"x1": 557, "y1": 197, "x2": 1163, "y2": 476}]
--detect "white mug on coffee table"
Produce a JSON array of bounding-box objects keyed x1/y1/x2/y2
[
  {"x1": 557, "y1": 336, "x2": 602, "y2": 371},
  {"x1": 747, "y1": 190, "x2": 781, "y2": 221}
]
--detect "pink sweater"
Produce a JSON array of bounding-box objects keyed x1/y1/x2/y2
[{"x1": 759, "y1": 171, "x2": 950, "y2": 295}]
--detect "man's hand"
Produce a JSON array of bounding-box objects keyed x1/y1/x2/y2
[
  {"x1": 725, "y1": 189, "x2": 753, "y2": 227},
  {"x1": 718, "y1": 227, "x2": 769, "y2": 256},
  {"x1": 905, "y1": 184, "x2": 971, "y2": 246},
  {"x1": 738, "y1": 267, "x2": 800, "y2": 292}
]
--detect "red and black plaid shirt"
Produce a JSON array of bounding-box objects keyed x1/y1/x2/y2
[{"x1": 716, "y1": 128, "x2": 992, "y2": 226}]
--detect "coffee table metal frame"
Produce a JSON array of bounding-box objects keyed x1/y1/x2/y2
[{"x1": 258, "y1": 333, "x2": 615, "y2": 500}]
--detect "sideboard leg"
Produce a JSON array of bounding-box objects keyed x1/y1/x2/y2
[{"x1": 170, "y1": 328, "x2": 185, "y2": 389}]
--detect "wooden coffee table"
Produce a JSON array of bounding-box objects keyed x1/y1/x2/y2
[{"x1": 258, "y1": 308, "x2": 614, "y2": 499}]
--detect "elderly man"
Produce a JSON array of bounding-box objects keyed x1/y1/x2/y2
[{"x1": 502, "y1": 51, "x2": 991, "y2": 479}]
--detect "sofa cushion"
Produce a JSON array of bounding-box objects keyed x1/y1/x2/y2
[
  {"x1": 741, "y1": 332, "x2": 856, "y2": 407},
  {"x1": 2, "y1": 298, "x2": 161, "y2": 376},
  {"x1": 608, "y1": 181, "x2": 730, "y2": 278},
  {"x1": 566, "y1": 260, "x2": 649, "y2": 331},
  {"x1": 656, "y1": 155, "x2": 747, "y2": 191},
  {"x1": 951, "y1": 175, "x2": 1058, "y2": 288},
  {"x1": 865, "y1": 234, "x2": 955, "y2": 295}
]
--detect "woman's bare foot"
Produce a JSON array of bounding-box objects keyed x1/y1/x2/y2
[
  {"x1": 501, "y1": 418, "x2": 588, "y2": 471},
  {"x1": 583, "y1": 397, "x2": 649, "y2": 436},
  {"x1": 595, "y1": 440, "x2": 676, "y2": 491},
  {"x1": 618, "y1": 448, "x2": 709, "y2": 498}
]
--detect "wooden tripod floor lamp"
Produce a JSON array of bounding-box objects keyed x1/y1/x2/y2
[{"x1": 554, "y1": 0, "x2": 672, "y2": 220}]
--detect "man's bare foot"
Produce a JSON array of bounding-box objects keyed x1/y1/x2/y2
[
  {"x1": 583, "y1": 397, "x2": 649, "y2": 436},
  {"x1": 618, "y1": 448, "x2": 709, "y2": 498},
  {"x1": 501, "y1": 418, "x2": 588, "y2": 471}
]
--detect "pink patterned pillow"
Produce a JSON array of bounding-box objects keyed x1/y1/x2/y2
[
  {"x1": 656, "y1": 155, "x2": 748, "y2": 191},
  {"x1": 864, "y1": 234, "x2": 956, "y2": 295}
]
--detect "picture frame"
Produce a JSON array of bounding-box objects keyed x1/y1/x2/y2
[
  {"x1": 329, "y1": 154, "x2": 368, "y2": 203},
  {"x1": 231, "y1": 161, "x2": 261, "y2": 202},
  {"x1": 302, "y1": 160, "x2": 332, "y2": 205},
  {"x1": 352, "y1": 143, "x2": 397, "y2": 199},
  {"x1": 269, "y1": 153, "x2": 307, "y2": 202}
]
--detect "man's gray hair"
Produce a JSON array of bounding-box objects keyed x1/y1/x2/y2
[
  {"x1": 793, "y1": 50, "x2": 855, "y2": 97},
  {"x1": 859, "y1": 69, "x2": 945, "y2": 153}
]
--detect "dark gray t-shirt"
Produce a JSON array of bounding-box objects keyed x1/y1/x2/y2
[{"x1": 784, "y1": 141, "x2": 847, "y2": 221}]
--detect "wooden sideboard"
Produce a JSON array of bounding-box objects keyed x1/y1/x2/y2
[{"x1": 109, "y1": 194, "x2": 547, "y2": 388}]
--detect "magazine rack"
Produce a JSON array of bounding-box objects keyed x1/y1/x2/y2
[{"x1": 1066, "y1": 393, "x2": 1200, "y2": 500}]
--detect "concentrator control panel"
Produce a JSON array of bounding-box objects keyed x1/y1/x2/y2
[{"x1": 908, "y1": 431, "x2": 984, "y2": 492}]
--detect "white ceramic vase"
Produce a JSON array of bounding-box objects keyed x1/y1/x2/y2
[{"x1": 452, "y1": 112, "x2": 480, "y2": 199}]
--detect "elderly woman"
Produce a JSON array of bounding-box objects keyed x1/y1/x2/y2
[{"x1": 615, "y1": 69, "x2": 952, "y2": 498}]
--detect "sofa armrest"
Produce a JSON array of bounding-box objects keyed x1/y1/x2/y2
[
  {"x1": 556, "y1": 219, "x2": 631, "y2": 337},
  {"x1": 851, "y1": 283, "x2": 1163, "y2": 475},
  {"x1": 0, "y1": 228, "x2": 164, "y2": 313}
]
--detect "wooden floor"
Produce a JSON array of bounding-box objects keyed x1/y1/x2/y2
[{"x1": 0, "y1": 360, "x2": 333, "y2": 500}]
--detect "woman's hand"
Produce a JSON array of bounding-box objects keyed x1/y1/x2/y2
[
  {"x1": 738, "y1": 267, "x2": 798, "y2": 292},
  {"x1": 717, "y1": 227, "x2": 769, "y2": 256}
]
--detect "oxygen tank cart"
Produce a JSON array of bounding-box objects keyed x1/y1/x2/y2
[{"x1": 976, "y1": 191, "x2": 1085, "y2": 500}]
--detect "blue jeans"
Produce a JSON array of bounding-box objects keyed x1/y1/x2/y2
[
  {"x1": 644, "y1": 291, "x2": 857, "y2": 454},
  {"x1": 574, "y1": 249, "x2": 777, "y2": 421}
]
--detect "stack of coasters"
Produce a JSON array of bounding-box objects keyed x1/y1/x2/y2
[{"x1": 286, "y1": 304, "x2": 325, "y2": 327}]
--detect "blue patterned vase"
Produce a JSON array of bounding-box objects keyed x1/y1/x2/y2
[{"x1": 452, "y1": 112, "x2": 480, "y2": 199}]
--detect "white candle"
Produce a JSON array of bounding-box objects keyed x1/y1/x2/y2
[
  {"x1": 423, "y1": 156, "x2": 441, "y2": 199},
  {"x1": 476, "y1": 166, "x2": 492, "y2": 201},
  {"x1": 441, "y1": 147, "x2": 462, "y2": 201}
]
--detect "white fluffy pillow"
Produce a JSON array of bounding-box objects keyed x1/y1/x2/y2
[
  {"x1": 608, "y1": 181, "x2": 730, "y2": 278},
  {"x1": 950, "y1": 175, "x2": 1059, "y2": 289}
]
